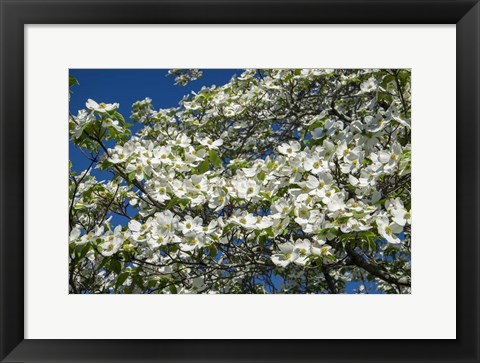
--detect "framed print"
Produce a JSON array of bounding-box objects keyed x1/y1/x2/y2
[{"x1": 1, "y1": 0, "x2": 479, "y2": 362}]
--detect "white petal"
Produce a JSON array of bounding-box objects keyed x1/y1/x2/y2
[
  {"x1": 128, "y1": 220, "x2": 142, "y2": 232},
  {"x1": 278, "y1": 242, "x2": 294, "y2": 254},
  {"x1": 86, "y1": 99, "x2": 99, "y2": 110},
  {"x1": 271, "y1": 254, "x2": 290, "y2": 267}
]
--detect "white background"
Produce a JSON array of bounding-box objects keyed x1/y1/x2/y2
[{"x1": 25, "y1": 25, "x2": 456, "y2": 339}]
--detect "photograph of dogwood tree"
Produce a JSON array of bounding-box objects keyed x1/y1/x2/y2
[{"x1": 69, "y1": 68, "x2": 411, "y2": 294}]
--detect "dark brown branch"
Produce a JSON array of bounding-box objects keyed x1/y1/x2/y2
[
  {"x1": 322, "y1": 266, "x2": 338, "y2": 294},
  {"x1": 345, "y1": 243, "x2": 410, "y2": 287}
]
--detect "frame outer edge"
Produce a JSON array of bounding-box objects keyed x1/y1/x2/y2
[
  {"x1": 0, "y1": 0, "x2": 479, "y2": 362},
  {"x1": 457, "y1": 2, "x2": 480, "y2": 361},
  {"x1": 1, "y1": 1, "x2": 25, "y2": 362}
]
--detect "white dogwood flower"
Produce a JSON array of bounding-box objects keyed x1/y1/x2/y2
[
  {"x1": 271, "y1": 242, "x2": 300, "y2": 267},
  {"x1": 86, "y1": 99, "x2": 119, "y2": 113}
]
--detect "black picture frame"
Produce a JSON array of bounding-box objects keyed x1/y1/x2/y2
[{"x1": 1, "y1": 0, "x2": 478, "y2": 362}]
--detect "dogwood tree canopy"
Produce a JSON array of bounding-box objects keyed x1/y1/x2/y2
[{"x1": 69, "y1": 69, "x2": 411, "y2": 294}]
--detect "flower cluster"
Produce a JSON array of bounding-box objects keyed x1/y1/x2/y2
[
  {"x1": 167, "y1": 69, "x2": 203, "y2": 86},
  {"x1": 69, "y1": 69, "x2": 411, "y2": 294}
]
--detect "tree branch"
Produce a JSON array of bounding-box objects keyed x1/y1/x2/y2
[{"x1": 345, "y1": 243, "x2": 410, "y2": 287}]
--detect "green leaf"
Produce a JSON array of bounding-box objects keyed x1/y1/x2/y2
[
  {"x1": 169, "y1": 285, "x2": 178, "y2": 294},
  {"x1": 146, "y1": 279, "x2": 157, "y2": 289},
  {"x1": 99, "y1": 160, "x2": 114, "y2": 171},
  {"x1": 209, "y1": 150, "x2": 222, "y2": 168},
  {"x1": 351, "y1": 210, "x2": 368, "y2": 219},
  {"x1": 69, "y1": 75, "x2": 79, "y2": 88},
  {"x1": 166, "y1": 197, "x2": 190, "y2": 211},
  {"x1": 338, "y1": 233, "x2": 357, "y2": 245},
  {"x1": 324, "y1": 254, "x2": 337, "y2": 262},
  {"x1": 166, "y1": 197, "x2": 179, "y2": 209},
  {"x1": 257, "y1": 171, "x2": 266, "y2": 181},
  {"x1": 258, "y1": 192, "x2": 272, "y2": 201},
  {"x1": 381, "y1": 75, "x2": 395, "y2": 87},
  {"x1": 98, "y1": 257, "x2": 109, "y2": 269},
  {"x1": 128, "y1": 171, "x2": 136, "y2": 181},
  {"x1": 207, "y1": 245, "x2": 217, "y2": 258},
  {"x1": 158, "y1": 276, "x2": 171, "y2": 290},
  {"x1": 178, "y1": 198, "x2": 191, "y2": 211},
  {"x1": 223, "y1": 224, "x2": 234, "y2": 234},
  {"x1": 259, "y1": 235, "x2": 267, "y2": 247},
  {"x1": 265, "y1": 227, "x2": 275, "y2": 238},
  {"x1": 198, "y1": 160, "x2": 210, "y2": 174},
  {"x1": 110, "y1": 259, "x2": 121, "y2": 274},
  {"x1": 357, "y1": 231, "x2": 378, "y2": 251},
  {"x1": 317, "y1": 228, "x2": 337, "y2": 237},
  {"x1": 73, "y1": 203, "x2": 85, "y2": 210},
  {"x1": 113, "y1": 111, "x2": 126, "y2": 126},
  {"x1": 78, "y1": 243, "x2": 91, "y2": 259},
  {"x1": 115, "y1": 272, "x2": 129, "y2": 291},
  {"x1": 132, "y1": 275, "x2": 144, "y2": 289}
]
